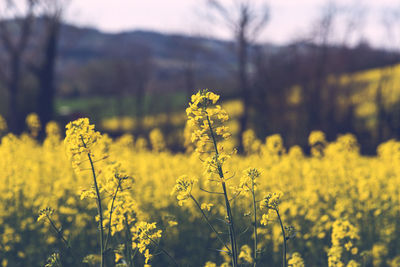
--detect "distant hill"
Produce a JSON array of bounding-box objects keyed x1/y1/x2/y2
[
  {"x1": 1, "y1": 18, "x2": 399, "y2": 97},
  {"x1": 56, "y1": 23, "x2": 251, "y2": 96},
  {"x1": 54, "y1": 23, "x2": 399, "y2": 96}
]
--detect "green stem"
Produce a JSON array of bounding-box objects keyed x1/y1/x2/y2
[
  {"x1": 190, "y1": 195, "x2": 231, "y2": 254},
  {"x1": 221, "y1": 182, "x2": 238, "y2": 267},
  {"x1": 144, "y1": 233, "x2": 179, "y2": 266},
  {"x1": 206, "y1": 114, "x2": 238, "y2": 267},
  {"x1": 252, "y1": 188, "x2": 258, "y2": 266},
  {"x1": 81, "y1": 136, "x2": 105, "y2": 267},
  {"x1": 104, "y1": 179, "x2": 122, "y2": 250},
  {"x1": 275, "y1": 209, "x2": 287, "y2": 267},
  {"x1": 124, "y1": 216, "x2": 134, "y2": 267},
  {"x1": 46, "y1": 216, "x2": 80, "y2": 265},
  {"x1": 131, "y1": 247, "x2": 138, "y2": 267}
]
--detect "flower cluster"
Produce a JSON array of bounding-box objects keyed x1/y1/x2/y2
[
  {"x1": 64, "y1": 118, "x2": 102, "y2": 169},
  {"x1": 171, "y1": 175, "x2": 197, "y2": 206},
  {"x1": 260, "y1": 191, "x2": 283, "y2": 226},
  {"x1": 265, "y1": 134, "x2": 285, "y2": 155},
  {"x1": 0, "y1": 115, "x2": 7, "y2": 133},
  {"x1": 43, "y1": 121, "x2": 61, "y2": 149},
  {"x1": 201, "y1": 203, "x2": 214, "y2": 211},
  {"x1": 186, "y1": 89, "x2": 230, "y2": 153},
  {"x1": 288, "y1": 252, "x2": 305, "y2": 267},
  {"x1": 262, "y1": 134, "x2": 286, "y2": 163},
  {"x1": 260, "y1": 191, "x2": 283, "y2": 211},
  {"x1": 328, "y1": 219, "x2": 360, "y2": 267},
  {"x1": 309, "y1": 130, "x2": 327, "y2": 157},
  {"x1": 132, "y1": 221, "x2": 163, "y2": 264},
  {"x1": 26, "y1": 113, "x2": 41, "y2": 137},
  {"x1": 325, "y1": 134, "x2": 360, "y2": 158},
  {"x1": 242, "y1": 129, "x2": 261, "y2": 155},
  {"x1": 234, "y1": 168, "x2": 260, "y2": 196},
  {"x1": 44, "y1": 253, "x2": 61, "y2": 267},
  {"x1": 37, "y1": 207, "x2": 55, "y2": 222},
  {"x1": 149, "y1": 128, "x2": 166, "y2": 152},
  {"x1": 104, "y1": 193, "x2": 138, "y2": 236},
  {"x1": 238, "y1": 245, "x2": 253, "y2": 264}
]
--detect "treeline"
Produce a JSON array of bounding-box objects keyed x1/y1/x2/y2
[{"x1": 249, "y1": 42, "x2": 400, "y2": 154}]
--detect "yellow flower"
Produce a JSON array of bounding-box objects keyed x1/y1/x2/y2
[
  {"x1": 260, "y1": 212, "x2": 270, "y2": 226},
  {"x1": 64, "y1": 118, "x2": 102, "y2": 169},
  {"x1": 132, "y1": 221, "x2": 162, "y2": 264},
  {"x1": 171, "y1": 175, "x2": 197, "y2": 206},
  {"x1": 0, "y1": 115, "x2": 7, "y2": 133},
  {"x1": 114, "y1": 252, "x2": 123, "y2": 263},
  {"x1": 308, "y1": 130, "x2": 326, "y2": 147},
  {"x1": 168, "y1": 220, "x2": 178, "y2": 227},
  {"x1": 264, "y1": 134, "x2": 285, "y2": 155},
  {"x1": 260, "y1": 191, "x2": 283, "y2": 211},
  {"x1": 201, "y1": 203, "x2": 214, "y2": 211},
  {"x1": 288, "y1": 252, "x2": 305, "y2": 267},
  {"x1": 37, "y1": 207, "x2": 54, "y2": 222},
  {"x1": 149, "y1": 128, "x2": 166, "y2": 152},
  {"x1": 242, "y1": 129, "x2": 261, "y2": 154},
  {"x1": 26, "y1": 113, "x2": 41, "y2": 137},
  {"x1": 186, "y1": 89, "x2": 230, "y2": 153},
  {"x1": 238, "y1": 245, "x2": 253, "y2": 264}
]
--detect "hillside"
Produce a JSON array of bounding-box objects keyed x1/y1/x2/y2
[{"x1": 51, "y1": 23, "x2": 400, "y2": 97}]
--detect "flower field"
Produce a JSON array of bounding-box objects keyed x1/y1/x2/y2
[{"x1": 0, "y1": 91, "x2": 399, "y2": 267}]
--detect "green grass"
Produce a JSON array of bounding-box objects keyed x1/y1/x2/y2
[{"x1": 55, "y1": 91, "x2": 188, "y2": 120}]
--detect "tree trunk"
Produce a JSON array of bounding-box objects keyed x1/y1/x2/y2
[
  {"x1": 37, "y1": 19, "x2": 60, "y2": 129},
  {"x1": 8, "y1": 53, "x2": 21, "y2": 133},
  {"x1": 237, "y1": 27, "x2": 250, "y2": 153}
]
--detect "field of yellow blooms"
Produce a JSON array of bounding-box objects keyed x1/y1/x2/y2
[{"x1": 0, "y1": 90, "x2": 400, "y2": 267}]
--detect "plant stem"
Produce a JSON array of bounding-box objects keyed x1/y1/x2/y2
[
  {"x1": 144, "y1": 233, "x2": 179, "y2": 266},
  {"x1": 131, "y1": 248, "x2": 138, "y2": 267},
  {"x1": 190, "y1": 195, "x2": 231, "y2": 254},
  {"x1": 104, "y1": 179, "x2": 122, "y2": 250},
  {"x1": 46, "y1": 216, "x2": 80, "y2": 265},
  {"x1": 124, "y1": 216, "x2": 134, "y2": 267},
  {"x1": 252, "y1": 187, "x2": 258, "y2": 266},
  {"x1": 275, "y1": 209, "x2": 287, "y2": 267},
  {"x1": 221, "y1": 182, "x2": 238, "y2": 267},
  {"x1": 206, "y1": 114, "x2": 238, "y2": 267},
  {"x1": 81, "y1": 136, "x2": 105, "y2": 267}
]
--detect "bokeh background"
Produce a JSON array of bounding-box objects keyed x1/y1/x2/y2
[{"x1": 1, "y1": 0, "x2": 400, "y2": 153}]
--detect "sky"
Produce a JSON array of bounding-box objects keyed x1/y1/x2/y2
[{"x1": 21, "y1": 0, "x2": 400, "y2": 48}]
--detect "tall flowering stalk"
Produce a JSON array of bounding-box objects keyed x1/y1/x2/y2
[
  {"x1": 184, "y1": 89, "x2": 239, "y2": 266},
  {"x1": 171, "y1": 175, "x2": 232, "y2": 255},
  {"x1": 64, "y1": 118, "x2": 168, "y2": 266},
  {"x1": 260, "y1": 192, "x2": 287, "y2": 267},
  {"x1": 38, "y1": 207, "x2": 79, "y2": 263},
  {"x1": 64, "y1": 118, "x2": 105, "y2": 267},
  {"x1": 236, "y1": 168, "x2": 261, "y2": 266}
]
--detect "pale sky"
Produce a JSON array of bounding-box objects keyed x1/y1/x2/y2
[{"x1": 18, "y1": 0, "x2": 400, "y2": 48}]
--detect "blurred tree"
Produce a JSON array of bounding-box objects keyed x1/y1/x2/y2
[
  {"x1": 0, "y1": 0, "x2": 36, "y2": 132},
  {"x1": 128, "y1": 45, "x2": 153, "y2": 120},
  {"x1": 206, "y1": 0, "x2": 269, "y2": 152},
  {"x1": 0, "y1": 0, "x2": 68, "y2": 133},
  {"x1": 170, "y1": 35, "x2": 201, "y2": 98},
  {"x1": 32, "y1": 0, "x2": 69, "y2": 131},
  {"x1": 251, "y1": 1, "x2": 393, "y2": 150},
  {"x1": 376, "y1": 7, "x2": 400, "y2": 143}
]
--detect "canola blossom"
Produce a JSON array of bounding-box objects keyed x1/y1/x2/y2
[{"x1": 0, "y1": 90, "x2": 399, "y2": 266}]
